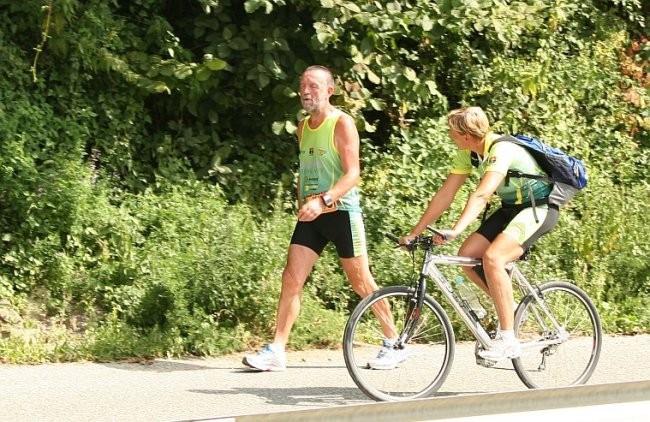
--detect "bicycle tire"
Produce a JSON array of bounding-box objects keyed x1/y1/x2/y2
[
  {"x1": 343, "y1": 286, "x2": 455, "y2": 401},
  {"x1": 512, "y1": 281, "x2": 602, "y2": 388}
]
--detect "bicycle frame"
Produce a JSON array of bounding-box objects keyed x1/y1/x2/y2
[
  {"x1": 422, "y1": 251, "x2": 492, "y2": 348},
  {"x1": 416, "y1": 246, "x2": 568, "y2": 351}
]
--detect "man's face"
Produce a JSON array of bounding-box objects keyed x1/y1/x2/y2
[
  {"x1": 299, "y1": 70, "x2": 332, "y2": 114},
  {"x1": 449, "y1": 128, "x2": 468, "y2": 149}
]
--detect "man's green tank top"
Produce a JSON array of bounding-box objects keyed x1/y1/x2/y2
[{"x1": 299, "y1": 111, "x2": 361, "y2": 212}]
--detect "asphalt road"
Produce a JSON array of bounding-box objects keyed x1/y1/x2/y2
[{"x1": 1, "y1": 334, "x2": 649, "y2": 422}]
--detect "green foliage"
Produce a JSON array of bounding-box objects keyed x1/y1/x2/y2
[
  {"x1": 361, "y1": 116, "x2": 474, "y2": 239},
  {"x1": 0, "y1": 0, "x2": 648, "y2": 361}
]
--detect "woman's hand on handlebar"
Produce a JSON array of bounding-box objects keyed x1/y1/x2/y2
[
  {"x1": 399, "y1": 234, "x2": 418, "y2": 248},
  {"x1": 431, "y1": 228, "x2": 460, "y2": 245}
]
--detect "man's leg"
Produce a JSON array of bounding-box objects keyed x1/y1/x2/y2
[
  {"x1": 477, "y1": 233, "x2": 524, "y2": 361},
  {"x1": 482, "y1": 233, "x2": 523, "y2": 331},
  {"x1": 242, "y1": 243, "x2": 318, "y2": 371},
  {"x1": 272, "y1": 244, "x2": 320, "y2": 346},
  {"x1": 458, "y1": 232, "x2": 492, "y2": 295},
  {"x1": 340, "y1": 254, "x2": 396, "y2": 340}
]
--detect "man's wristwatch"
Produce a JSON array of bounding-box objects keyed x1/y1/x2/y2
[{"x1": 321, "y1": 193, "x2": 334, "y2": 208}]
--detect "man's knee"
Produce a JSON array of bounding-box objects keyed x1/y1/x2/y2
[
  {"x1": 281, "y1": 266, "x2": 307, "y2": 293},
  {"x1": 342, "y1": 257, "x2": 376, "y2": 296},
  {"x1": 482, "y1": 248, "x2": 507, "y2": 269},
  {"x1": 458, "y1": 232, "x2": 489, "y2": 258}
]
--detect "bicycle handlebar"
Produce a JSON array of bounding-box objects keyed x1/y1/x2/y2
[{"x1": 384, "y1": 226, "x2": 449, "y2": 251}]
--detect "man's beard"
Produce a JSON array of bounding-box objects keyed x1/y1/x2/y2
[{"x1": 301, "y1": 98, "x2": 320, "y2": 114}]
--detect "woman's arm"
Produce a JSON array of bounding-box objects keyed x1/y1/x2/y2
[
  {"x1": 446, "y1": 171, "x2": 505, "y2": 239},
  {"x1": 407, "y1": 173, "x2": 469, "y2": 237}
]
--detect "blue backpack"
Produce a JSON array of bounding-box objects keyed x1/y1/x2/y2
[{"x1": 473, "y1": 134, "x2": 588, "y2": 207}]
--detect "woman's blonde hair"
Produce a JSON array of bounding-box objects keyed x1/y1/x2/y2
[{"x1": 447, "y1": 106, "x2": 490, "y2": 139}]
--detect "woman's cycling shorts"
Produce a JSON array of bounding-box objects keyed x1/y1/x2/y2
[
  {"x1": 476, "y1": 203, "x2": 559, "y2": 250},
  {"x1": 290, "y1": 210, "x2": 367, "y2": 258}
]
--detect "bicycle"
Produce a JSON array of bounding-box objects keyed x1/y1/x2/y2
[{"x1": 343, "y1": 227, "x2": 602, "y2": 401}]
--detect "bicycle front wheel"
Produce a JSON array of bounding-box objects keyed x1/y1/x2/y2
[
  {"x1": 513, "y1": 281, "x2": 602, "y2": 388},
  {"x1": 343, "y1": 286, "x2": 455, "y2": 401}
]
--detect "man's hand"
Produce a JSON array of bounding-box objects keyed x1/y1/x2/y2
[
  {"x1": 433, "y1": 229, "x2": 459, "y2": 245},
  {"x1": 399, "y1": 234, "x2": 417, "y2": 248},
  {"x1": 297, "y1": 197, "x2": 324, "y2": 222}
]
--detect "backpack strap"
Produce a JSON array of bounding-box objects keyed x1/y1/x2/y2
[
  {"x1": 489, "y1": 136, "x2": 552, "y2": 184},
  {"x1": 501, "y1": 197, "x2": 549, "y2": 209},
  {"x1": 470, "y1": 151, "x2": 480, "y2": 168},
  {"x1": 501, "y1": 196, "x2": 550, "y2": 223},
  {"x1": 489, "y1": 135, "x2": 551, "y2": 223}
]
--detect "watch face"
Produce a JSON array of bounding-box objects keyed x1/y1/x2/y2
[{"x1": 323, "y1": 194, "x2": 333, "y2": 206}]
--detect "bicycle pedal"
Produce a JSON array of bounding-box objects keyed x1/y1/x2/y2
[{"x1": 475, "y1": 355, "x2": 498, "y2": 368}]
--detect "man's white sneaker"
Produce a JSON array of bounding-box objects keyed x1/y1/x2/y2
[
  {"x1": 242, "y1": 344, "x2": 286, "y2": 371},
  {"x1": 478, "y1": 336, "x2": 522, "y2": 361},
  {"x1": 367, "y1": 339, "x2": 407, "y2": 370}
]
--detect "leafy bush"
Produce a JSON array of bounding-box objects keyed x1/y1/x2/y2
[{"x1": 0, "y1": 0, "x2": 648, "y2": 362}]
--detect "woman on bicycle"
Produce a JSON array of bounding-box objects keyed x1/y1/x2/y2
[{"x1": 401, "y1": 106, "x2": 559, "y2": 361}]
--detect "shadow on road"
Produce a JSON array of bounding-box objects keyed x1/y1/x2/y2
[
  {"x1": 101, "y1": 360, "x2": 220, "y2": 373},
  {"x1": 189, "y1": 386, "x2": 369, "y2": 406},
  {"x1": 189, "y1": 385, "x2": 478, "y2": 408}
]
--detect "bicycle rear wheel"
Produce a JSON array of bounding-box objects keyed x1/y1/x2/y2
[
  {"x1": 343, "y1": 286, "x2": 455, "y2": 401},
  {"x1": 513, "y1": 281, "x2": 602, "y2": 388}
]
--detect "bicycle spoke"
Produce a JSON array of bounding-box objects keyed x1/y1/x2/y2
[
  {"x1": 513, "y1": 281, "x2": 602, "y2": 388},
  {"x1": 343, "y1": 287, "x2": 455, "y2": 401}
]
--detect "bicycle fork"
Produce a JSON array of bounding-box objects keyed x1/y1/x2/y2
[{"x1": 395, "y1": 275, "x2": 427, "y2": 348}]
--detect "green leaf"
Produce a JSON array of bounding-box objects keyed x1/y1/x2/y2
[
  {"x1": 173, "y1": 64, "x2": 193, "y2": 80},
  {"x1": 425, "y1": 80, "x2": 438, "y2": 94},
  {"x1": 158, "y1": 64, "x2": 175, "y2": 77},
  {"x1": 205, "y1": 58, "x2": 227, "y2": 71},
  {"x1": 421, "y1": 16, "x2": 433, "y2": 31},
  {"x1": 368, "y1": 98, "x2": 383, "y2": 110},
  {"x1": 257, "y1": 72, "x2": 270, "y2": 89},
  {"x1": 367, "y1": 69, "x2": 380, "y2": 84},
  {"x1": 364, "y1": 121, "x2": 377, "y2": 133},
  {"x1": 271, "y1": 84, "x2": 296, "y2": 102},
  {"x1": 316, "y1": 32, "x2": 332, "y2": 44},
  {"x1": 244, "y1": 0, "x2": 264, "y2": 13},
  {"x1": 196, "y1": 67, "x2": 211, "y2": 81},
  {"x1": 285, "y1": 120, "x2": 297, "y2": 134},
  {"x1": 148, "y1": 81, "x2": 170, "y2": 94},
  {"x1": 403, "y1": 67, "x2": 417, "y2": 81},
  {"x1": 230, "y1": 38, "x2": 250, "y2": 50},
  {"x1": 209, "y1": 110, "x2": 219, "y2": 124},
  {"x1": 272, "y1": 121, "x2": 284, "y2": 135},
  {"x1": 342, "y1": 2, "x2": 361, "y2": 13}
]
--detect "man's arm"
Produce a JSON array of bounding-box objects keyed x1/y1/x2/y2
[
  {"x1": 408, "y1": 173, "x2": 469, "y2": 237},
  {"x1": 448, "y1": 171, "x2": 504, "y2": 238},
  {"x1": 328, "y1": 113, "x2": 361, "y2": 202},
  {"x1": 296, "y1": 120, "x2": 304, "y2": 208}
]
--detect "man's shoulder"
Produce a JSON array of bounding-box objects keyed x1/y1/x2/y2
[
  {"x1": 332, "y1": 109, "x2": 357, "y2": 131},
  {"x1": 490, "y1": 136, "x2": 523, "y2": 156},
  {"x1": 332, "y1": 108, "x2": 352, "y2": 122}
]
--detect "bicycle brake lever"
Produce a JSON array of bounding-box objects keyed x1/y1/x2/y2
[{"x1": 426, "y1": 226, "x2": 448, "y2": 240}]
